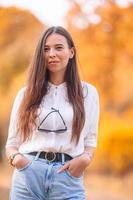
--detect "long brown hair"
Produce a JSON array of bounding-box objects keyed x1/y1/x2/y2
[{"x1": 17, "y1": 26, "x2": 85, "y2": 145}]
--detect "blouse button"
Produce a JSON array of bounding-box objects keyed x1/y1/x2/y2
[{"x1": 55, "y1": 86, "x2": 58, "y2": 96}]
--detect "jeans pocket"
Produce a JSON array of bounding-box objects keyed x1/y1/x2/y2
[
  {"x1": 65, "y1": 169, "x2": 83, "y2": 180},
  {"x1": 16, "y1": 160, "x2": 33, "y2": 172}
]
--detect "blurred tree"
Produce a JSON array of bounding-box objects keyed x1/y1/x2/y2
[
  {"x1": 0, "y1": 7, "x2": 44, "y2": 92},
  {"x1": 66, "y1": 0, "x2": 133, "y2": 115}
]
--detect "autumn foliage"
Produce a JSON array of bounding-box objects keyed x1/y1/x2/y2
[{"x1": 0, "y1": 2, "x2": 133, "y2": 175}]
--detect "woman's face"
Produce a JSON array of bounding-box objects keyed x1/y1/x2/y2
[{"x1": 44, "y1": 33, "x2": 74, "y2": 75}]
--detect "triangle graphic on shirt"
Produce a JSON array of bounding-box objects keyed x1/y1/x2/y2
[{"x1": 38, "y1": 107, "x2": 67, "y2": 133}]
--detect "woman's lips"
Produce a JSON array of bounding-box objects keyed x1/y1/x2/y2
[{"x1": 48, "y1": 61, "x2": 59, "y2": 65}]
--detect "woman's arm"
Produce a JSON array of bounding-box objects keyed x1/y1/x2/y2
[
  {"x1": 57, "y1": 146, "x2": 95, "y2": 177},
  {"x1": 6, "y1": 146, "x2": 30, "y2": 169},
  {"x1": 6, "y1": 146, "x2": 19, "y2": 158}
]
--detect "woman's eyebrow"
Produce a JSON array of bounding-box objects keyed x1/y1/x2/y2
[
  {"x1": 44, "y1": 43, "x2": 64, "y2": 47},
  {"x1": 55, "y1": 44, "x2": 64, "y2": 46}
]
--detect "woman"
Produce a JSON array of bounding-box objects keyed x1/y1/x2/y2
[{"x1": 6, "y1": 26, "x2": 99, "y2": 200}]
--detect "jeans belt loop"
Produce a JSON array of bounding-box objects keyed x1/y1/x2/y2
[
  {"x1": 34, "y1": 151, "x2": 41, "y2": 161},
  {"x1": 61, "y1": 153, "x2": 65, "y2": 164}
]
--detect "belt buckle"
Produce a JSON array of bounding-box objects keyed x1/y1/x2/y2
[{"x1": 45, "y1": 152, "x2": 56, "y2": 162}]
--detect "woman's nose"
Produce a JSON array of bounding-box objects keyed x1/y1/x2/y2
[{"x1": 49, "y1": 48, "x2": 56, "y2": 57}]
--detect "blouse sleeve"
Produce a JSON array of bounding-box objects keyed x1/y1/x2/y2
[
  {"x1": 5, "y1": 87, "x2": 26, "y2": 148},
  {"x1": 84, "y1": 84, "x2": 100, "y2": 148}
]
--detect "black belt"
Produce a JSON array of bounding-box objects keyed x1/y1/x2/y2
[{"x1": 28, "y1": 151, "x2": 72, "y2": 162}]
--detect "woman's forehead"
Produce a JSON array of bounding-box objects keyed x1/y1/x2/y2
[{"x1": 45, "y1": 33, "x2": 68, "y2": 46}]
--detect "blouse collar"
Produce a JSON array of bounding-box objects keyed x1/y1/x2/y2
[{"x1": 48, "y1": 81, "x2": 66, "y2": 89}]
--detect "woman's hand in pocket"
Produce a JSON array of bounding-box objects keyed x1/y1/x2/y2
[
  {"x1": 12, "y1": 154, "x2": 30, "y2": 169},
  {"x1": 57, "y1": 154, "x2": 91, "y2": 178}
]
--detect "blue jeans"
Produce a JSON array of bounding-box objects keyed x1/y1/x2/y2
[{"x1": 10, "y1": 153, "x2": 86, "y2": 200}]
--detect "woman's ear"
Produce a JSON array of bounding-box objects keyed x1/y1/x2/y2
[{"x1": 69, "y1": 47, "x2": 75, "y2": 59}]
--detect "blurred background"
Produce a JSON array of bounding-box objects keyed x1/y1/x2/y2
[{"x1": 0, "y1": 0, "x2": 133, "y2": 199}]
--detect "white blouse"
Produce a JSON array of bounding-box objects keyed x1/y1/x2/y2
[{"x1": 6, "y1": 81, "x2": 99, "y2": 157}]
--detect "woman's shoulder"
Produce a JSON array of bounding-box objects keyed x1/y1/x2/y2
[
  {"x1": 17, "y1": 86, "x2": 27, "y2": 95},
  {"x1": 14, "y1": 86, "x2": 27, "y2": 101},
  {"x1": 11, "y1": 86, "x2": 27, "y2": 108},
  {"x1": 81, "y1": 80, "x2": 98, "y2": 96}
]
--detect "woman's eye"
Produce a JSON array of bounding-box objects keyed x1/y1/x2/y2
[
  {"x1": 56, "y1": 46, "x2": 63, "y2": 50},
  {"x1": 44, "y1": 48, "x2": 49, "y2": 52}
]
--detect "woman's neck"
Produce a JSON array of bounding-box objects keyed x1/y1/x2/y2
[{"x1": 49, "y1": 73, "x2": 65, "y2": 86}]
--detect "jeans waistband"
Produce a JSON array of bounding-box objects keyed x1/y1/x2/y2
[{"x1": 27, "y1": 151, "x2": 72, "y2": 163}]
